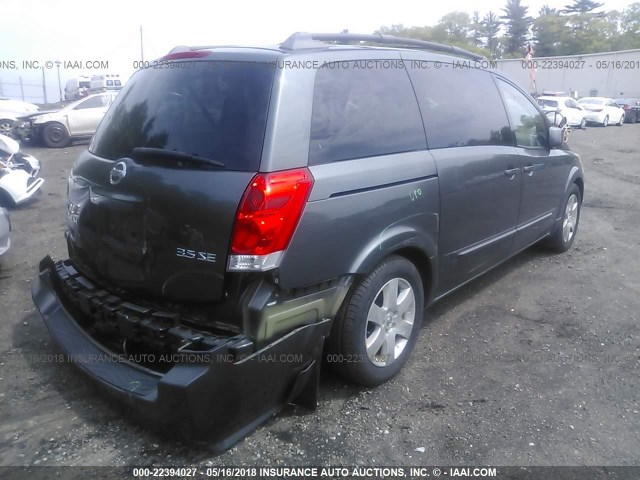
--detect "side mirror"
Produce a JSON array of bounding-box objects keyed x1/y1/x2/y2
[
  {"x1": 549, "y1": 126, "x2": 567, "y2": 148},
  {"x1": 545, "y1": 111, "x2": 567, "y2": 128}
]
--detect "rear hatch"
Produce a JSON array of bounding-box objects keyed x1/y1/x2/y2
[{"x1": 66, "y1": 58, "x2": 275, "y2": 303}]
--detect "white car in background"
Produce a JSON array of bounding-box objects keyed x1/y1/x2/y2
[
  {"x1": 12, "y1": 92, "x2": 118, "y2": 148},
  {"x1": 0, "y1": 98, "x2": 40, "y2": 136},
  {"x1": 537, "y1": 95, "x2": 587, "y2": 129},
  {"x1": 0, "y1": 97, "x2": 39, "y2": 114},
  {"x1": 578, "y1": 97, "x2": 626, "y2": 127}
]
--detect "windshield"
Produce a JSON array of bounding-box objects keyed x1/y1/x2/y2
[
  {"x1": 578, "y1": 98, "x2": 603, "y2": 105},
  {"x1": 90, "y1": 60, "x2": 274, "y2": 171}
]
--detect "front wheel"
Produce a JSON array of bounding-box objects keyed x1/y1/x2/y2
[
  {"x1": 327, "y1": 256, "x2": 424, "y2": 387},
  {"x1": 42, "y1": 123, "x2": 70, "y2": 148},
  {"x1": 545, "y1": 184, "x2": 582, "y2": 253},
  {"x1": 617, "y1": 115, "x2": 625, "y2": 126},
  {"x1": 601, "y1": 115, "x2": 609, "y2": 127},
  {"x1": 0, "y1": 119, "x2": 13, "y2": 136},
  {"x1": 580, "y1": 117, "x2": 587, "y2": 129}
]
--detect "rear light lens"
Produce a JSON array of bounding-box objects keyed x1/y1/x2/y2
[{"x1": 228, "y1": 168, "x2": 314, "y2": 271}]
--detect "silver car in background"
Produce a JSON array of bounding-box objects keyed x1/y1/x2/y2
[{"x1": 12, "y1": 92, "x2": 118, "y2": 148}]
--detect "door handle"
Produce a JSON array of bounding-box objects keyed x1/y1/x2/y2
[
  {"x1": 504, "y1": 168, "x2": 519, "y2": 178},
  {"x1": 523, "y1": 165, "x2": 535, "y2": 176}
]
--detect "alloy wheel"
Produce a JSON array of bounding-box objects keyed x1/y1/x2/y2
[
  {"x1": 562, "y1": 194, "x2": 579, "y2": 243},
  {"x1": 0, "y1": 121, "x2": 12, "y2": 136},
  {"x1": 365, "y1": 277, "x2": 416, "y2": 367}
]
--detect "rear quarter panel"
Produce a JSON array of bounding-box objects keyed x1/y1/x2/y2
[{"x1": 277, "y1": 151, "x2": 439, "y2": 291}]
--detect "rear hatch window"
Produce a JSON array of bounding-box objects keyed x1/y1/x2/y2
[
  {"x1": 538, "y1": 99, "x2": 558, "y2": 108},
  {"x1": 90, "y1": 60, "x2": 274, "y2": 171}
]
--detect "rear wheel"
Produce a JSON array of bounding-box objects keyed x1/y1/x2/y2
[
  {"x1": 42, "y1": 123, "x2": 70, "y2": 148},
  {"x1": 546, "y1": 184, "x2": 581, "y2": 253},
  {"x1": 327, "y1": 256, "x2": 424, "y2": 387},
  {"x1": 579, "y1": 117, "x2": 586, "y2": 129}
]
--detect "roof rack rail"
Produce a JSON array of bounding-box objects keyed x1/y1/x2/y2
[{"x1": 280, "y1": 32, "x2": 485, "y2": 61}]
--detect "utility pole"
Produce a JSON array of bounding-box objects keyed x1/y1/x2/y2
[
  {"x1": 19, "y1": 77, "x2": 25, "y2": 101},
  {"x1": 41, "y1": 66, "x2": 48, "y2": 104},
  {"x1": 55, "y1": 60, "x2": 62, "y2": 102},
  {"x1": 140, "y1": 25, "x2": 144, "y2": 62}
]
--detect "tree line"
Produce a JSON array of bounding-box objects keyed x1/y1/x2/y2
[{"x1": 375, "y1": 0, "x2": 640, "y2": 58}]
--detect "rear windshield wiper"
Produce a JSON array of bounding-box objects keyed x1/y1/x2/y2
[{"x1": 132, "y1": 147, "x2": 226, "y2": 168}]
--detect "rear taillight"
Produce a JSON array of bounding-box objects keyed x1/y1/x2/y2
[
  {"x1": 228, "y1": 168, "x2": 314, "y2": 271},
  {"x1": 622, "y1": 105, "x2": 630, "y2": 110}
]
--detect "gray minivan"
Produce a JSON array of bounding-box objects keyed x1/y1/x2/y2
[{"x1": 32, "y1": 32, "x2": 583, "y2": 449}]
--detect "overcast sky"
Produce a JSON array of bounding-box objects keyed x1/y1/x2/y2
[{"x1": 0, "y1": 0, "x2": 633, "y2": 103}]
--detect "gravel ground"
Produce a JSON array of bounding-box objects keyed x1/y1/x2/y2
[{"x1": 0, "y1": 125, "x2": 639, "y2": 468}]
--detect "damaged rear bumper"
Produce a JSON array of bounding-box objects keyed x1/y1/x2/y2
[{"x1": 32, "y1": 256, "x2": 339, "y2": 450}]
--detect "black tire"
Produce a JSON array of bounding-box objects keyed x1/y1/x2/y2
[
  {"x1": 0, "y1": 189, "x2": 15, "y2": 208},
  {"x1": 42, "y1": 123, "x2": 70, "y2": 148},
  {"x1": 327, "y1": 255, "x2": 424, "y2": 387},
  {"x1": 601, "y1": 115, "x2": 609, "y2": 127},
  {"x1": 545, "y1": 183, "x2": 582, "y2": 253},
  {"x1": 580, "y1": 117, "x2": 587, "y2": 129},
  {"x1": 630, "y1": 114, "x2": 637, "y2": 124},
  {"x1": 617, "y1": 114, "x2": 625, "y2": 126}
]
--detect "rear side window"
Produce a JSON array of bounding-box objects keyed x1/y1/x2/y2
[
  {"x1": 309, "y1": 62, "x2": 426, "y2": 165},
  {"x1": 75, "y1": 95, "x2": 108, "y2": 109},
  {"x1": 496, "y1": 79, "x2": 548, "y2": 148},
  {"x1": 407, "y1": 65, "x2": 512, "y2": 149},
  {"x1": 90, "y1": 61, "x2": 274, "y2": 171}
]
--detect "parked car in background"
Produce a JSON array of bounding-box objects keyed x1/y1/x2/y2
[
  {"x1": 12, "y1": 92, "x2": 118, "y2": 148},
  {"x1": 537, "y1": 95, "x2": 587, "y2": 129},
  {"x1": 0, "y1": 97, "x2": 39, "y2": 114},
  {"x1": 578, "y1": 97, "x2": 626, "y2": 127},
  {"x1": 0, "y1": 207, "x2": 9, "y2": 257},
  {"x1": 0, "y1": 98, "x2": 39, "y2": 136},
  {"x1": 614, "y1": 98, "x2": 640, "y2": 124},
  {"x1": 65, "y1": 76, "x2": 92, "y2": 101},
  {"x1": 32, "y1": 32, "x2": 584, "y2": 449}
]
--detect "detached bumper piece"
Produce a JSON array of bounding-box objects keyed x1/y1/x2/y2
[{"x1": 32, "y1": 256, "x2": 331, "y2": 450}]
